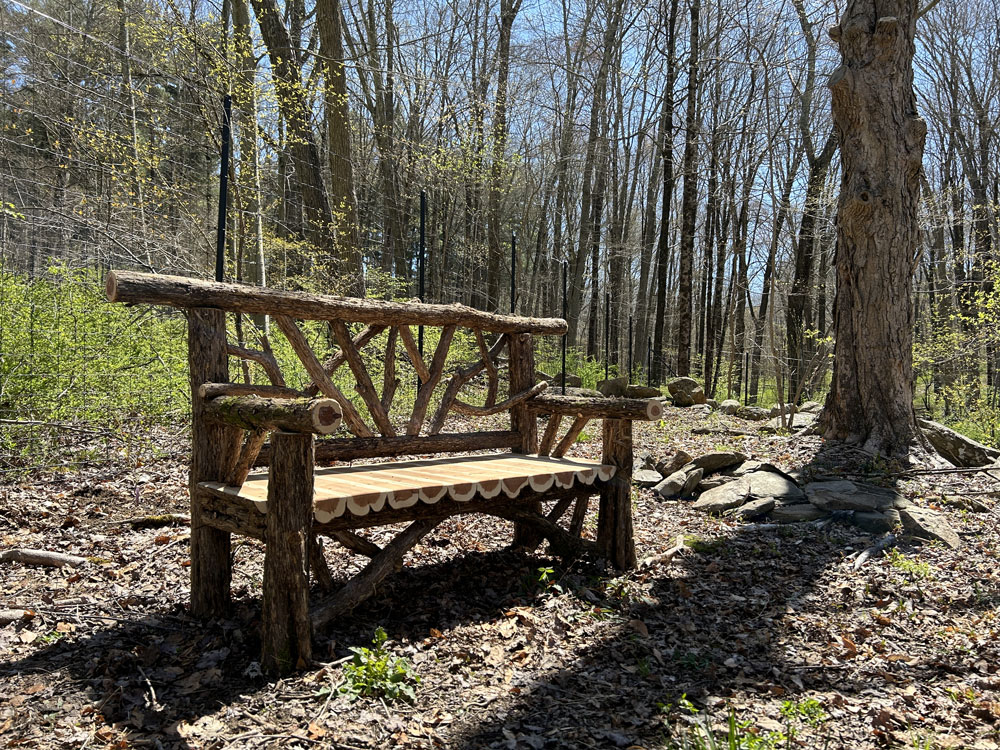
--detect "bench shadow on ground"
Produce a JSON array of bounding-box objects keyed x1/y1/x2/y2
[{"x1": 1, "y1": 451, "x2": 985, "y2": 749}]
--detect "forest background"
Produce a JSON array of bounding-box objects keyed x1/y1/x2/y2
[{"x1": 0, "y1": 0, "x2": 996, "y2": 473}]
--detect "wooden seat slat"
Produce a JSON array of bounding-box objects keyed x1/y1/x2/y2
[{"x1": 207, "y1": 453, "x2": 615, "y2": 522}]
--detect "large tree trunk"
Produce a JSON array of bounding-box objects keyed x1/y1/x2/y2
[{"x1": 822, "y1": 3, "x2": 928, "y2": 457}]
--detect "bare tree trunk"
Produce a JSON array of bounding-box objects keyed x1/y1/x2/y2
[
  {"x1": 674, "y1": 0, "x2": 700, "y2": 378},
  {"x1": 822, "y1": 2, "x2": 929, "y2": 458}
]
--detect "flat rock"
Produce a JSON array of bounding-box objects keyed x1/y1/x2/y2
[
  {"x1": 726, "y1": 497, "x2": 775, "y2": 520},
  {"x1": 719, "y1": 399, "x2": 740, "y2": 415},
  {"x1": 696, "y1": 476, "x2": 739, "y2": 492},
  {"x1": 633, "y1": 469, "x2": 663, "y2": 488},
  {"x1": 688, "y1": 451, "x2": 747, "y2": 474},
  {"x1": 657, "y1": 450, "x2": 693, "y2": 477},
  {"x1": 688, "y1": 404, "x2": 713, "y2": 416},
  {"x1": 799, "y1": 400, "x2": 823, "y2": 414},
  {"x1": 770, "y1": 504, "x2": 828, "y2": 523},
  {"x1": 626, "y1": 384, "x2": 662, "y2": 399},
  {"x1": 805, "y1": 480, "x2": 909, "y2": 512},
  {"x1": 706, "y1": 398, "x2": 718, "y2": 409},
  {"x1": 691, "y1": 477, "x2": 751, "y2": 513},
  {"x1": 638, "y1": 453, "x2": 658, "y2": 472},
  {"x1": 746, "y1": 471, "x2": 805, "y2": 503},
  {"x1": 918, "y1": 419, "x2": 1000, "y2": 468},
  {"x1": 725, "y1": 460, "x2": 784, "y2": 477},
  {"x1": 735, "y1": 405, "x2": 770, "y2": 421},
  {"x1": 597, "y1": 376, "x2": 629, "y2": 398},
  {"x1": 899, "y1": 506, "x2": 961, "y2": 548}
]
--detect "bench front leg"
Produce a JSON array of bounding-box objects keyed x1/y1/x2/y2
[
  {"x1": 261, "y1": 430, "x2": 315, "y2": 675},
  {"x1": 598, "y1": 418, "x2": 637, "y2": 570}
]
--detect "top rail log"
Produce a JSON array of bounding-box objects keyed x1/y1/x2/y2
[
  {"x1": 107, "y1": 271, "x2": 568, "y2": 335},
  {"x1": 527, "y1": 394, "x2": 664, "y2": 421}
]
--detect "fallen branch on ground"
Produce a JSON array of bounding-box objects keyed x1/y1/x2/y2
[{"x1": 0, "y1": 549, "x2": 86, "y2": 568}]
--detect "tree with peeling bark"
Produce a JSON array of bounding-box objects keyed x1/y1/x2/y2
[{"x1": 821, "y1": 1, "x2": 931, "y2": 458}]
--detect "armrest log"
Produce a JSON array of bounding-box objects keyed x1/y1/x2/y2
[
  {"x1": 205, "y1": 394, "x2": 343, "y2": 435},
  {"x1": 527, "y1": 394, "x2": 663, "y2": 421}
]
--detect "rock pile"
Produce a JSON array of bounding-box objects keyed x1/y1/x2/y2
[{"x1": 633, "y1": 450, "x2": 961, "y2": 546}]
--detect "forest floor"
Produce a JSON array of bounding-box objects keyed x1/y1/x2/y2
[{"x1": 1, "y1": 407, "x2": 999, "y2": 750}]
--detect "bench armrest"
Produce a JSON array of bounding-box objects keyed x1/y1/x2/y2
[{"x1": 526, "y1": 394, "x2": 663, "y2": 421}]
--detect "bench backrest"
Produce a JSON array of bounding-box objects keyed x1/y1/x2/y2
[{"x1": 106, "y1": 271, "x2": 569, "y2": 467}]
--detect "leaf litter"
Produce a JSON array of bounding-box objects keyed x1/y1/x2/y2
[{"x1": 0, "y1": 410, "x2": 998, "y2": 748}]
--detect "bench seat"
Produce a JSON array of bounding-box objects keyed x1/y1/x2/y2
[{"x1": 201, "y1": 453, "x2": 616, "y2": 522}]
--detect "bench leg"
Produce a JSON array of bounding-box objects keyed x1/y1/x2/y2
[
  {"x1": 261, "y1": 431, "x2": 314, "y2": 675},
  {"x1": 598, "y1": 418, "x2": 637, "y2": 570}
]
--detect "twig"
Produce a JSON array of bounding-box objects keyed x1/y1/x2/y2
[
  {"x1": 853, "y1": 533, "x2": 897, "y2": 570},
  {"x1": 0, "y1": 548, "x2": 86, "y2": 568}
]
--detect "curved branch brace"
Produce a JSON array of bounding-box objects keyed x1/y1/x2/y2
[
  {"x1": 428, "y1": 333, "x2": 508, "y2": 435},
  {"x1": 452, "y1": 381, "x2": 548, "y2": 417},
  {"x1": 329, "y1": 319, "x2": 396, "y2": 437},
  {"x1": 274, "y1": 314, "x2": 373, "y2": 437},
  {"x1": 227, "y1": 344, "x2": 285, "y2": 387},
  {"x1": 302, "y1": 323, "x2": 385, "y2": 397}
]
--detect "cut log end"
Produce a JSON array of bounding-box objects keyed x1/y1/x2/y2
[
  {"x1": 105, "y1": 271, "x2": 119, "y2": 302},
  {"x1": 312, "y1": 402, "x2": 343, "y2": 435},
  {"x1": 646, "y1": 399, "x2": 664, "y2": 420}
]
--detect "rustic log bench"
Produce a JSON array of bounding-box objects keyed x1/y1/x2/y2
[{"x1": 105, "y1": 271, "x2": 662, "y2": 674}]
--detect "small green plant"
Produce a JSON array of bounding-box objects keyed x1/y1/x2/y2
[
  {"x1": 338, "y1": 627, "x2": 420, "y2": 703},
  {"x1": 684, "y1": 535, "x2": 724, "y2": 555},
  {"x1": 663, "y1": 706, "x2": 787, "y2": 749},
  {"x1": 780, "y1": 697, "x2": 828, "y2": 727},
  {"x1": 888, "y1": 548, "x2": 934, "y2": 580}
]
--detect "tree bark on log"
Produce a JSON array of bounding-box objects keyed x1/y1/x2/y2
[
  {"x1": 205, "y1": 394, "x2": 342, "y2": 435},
  {"x1": 821, "y1": 3, "x2": 929, "y2": 458},
  {"x1": 598, "y1": 418, "x2": 637, "y2": 569},
  {"x1": 107, "y1": 271, "x2": 568, "y2": 335},
  {"x1": 0, "y1": 549, "x2": 86, "y2": 567},
  {"x1": 261, "y1": 431, "x2": 314, "y2": 675},
  {"x1": 509, "y1": 333, "x2": 540, "y2": 546},
  {"x1": 528, "y1": 394, "x2": 663, "y2": 421},
  {"x1": 199, "y1": 382, "x2": 304, "y2": 401},
  {"x1": 551, "y1": 416, "x2": 591, "y2": 459},
  {"x1": 189, "y1": 308, "x2": 243, "y2": 618}
]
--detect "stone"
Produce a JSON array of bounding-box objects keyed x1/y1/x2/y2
[
  {"x1": 680, "y1": 467, "x2": 704, "y2": 496},
  {"x1": 638, "y1": 453, "x2": 657, "y2": 472},
  {"x1": 657, "y1": 449, "x2": 693, "y2": 477},
  {"x1": 691, "y1": 477, "x2": 752, "y2": 513},
  {"x1": 597, "y1": 376, "x2": 629, "y2": 398},
  {"x1": 770, "y1": 504, "x2": 828, "y2": 523},
  {"x1": 799, "y1": 401, "x2": 823, "y2": 414},
  {"x1": 688, "y1": 451, "x2": 747, "y2": 474},
  {"x1": 852, "y1": 510, "x2": 899, "y2": 534},
  {"x1": 653, "y1": 470, "x2": 688, "y2": 499},
  {"x1": 633, "y1": 469, "x2": 663, "y2": 488},
  {"x1": 625, "y1": 384, "x2": 663, "y2": 399},
  {"x1": 918, "y1": 419, "x2": 1000, "y2": 468},
  {"x1": 805, "y1": 480, "x2": 908, "y2": 512},
  {"x1": 689, "y1": 404, "x2": 713, "y2": 416},
  {"x1": 548, "y1": 372, "x2": 583, "y2": 388},
  {"x1": 706, "y1": 398, "x2": 718, "y2": 409},
  {"x1": 696, "y1": 476, "x2": 739, "y2": 492},
  {"x1": 746, "y1": 471, "x2": 805, "y2": 503},
  {"x1": 667, "y1": 377, "x2": 707, "y2": 407},
  {"x1": 726, "y1": 497, "x2": 775, "y2": 520},
  {"x1": 769, "y1": 403, "x2": 797, "y2": 418},
  {"x1": 725, "y1": 460, "x2": 783, "y2": 477},
  {"x1": 899, "y1": 506, "x2": 961, "y2": 549},
  {"x1": 719, "y1": 399, "x2": 740, "y2": 415},
  {"x1": 735, "y1": 405, "x2": 770, "y2": 421}
]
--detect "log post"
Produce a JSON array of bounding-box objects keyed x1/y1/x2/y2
[
  {"x1": 597, "y1": 418, "x2": 637, "y2": 570},
  {"x1": 261, "y1": 430, "x2": 315, "y2": 675},
  {"x1": 508, "y1": 333, "x2": 540, "y2": 547},
  {"x1": 189, "y1": 308, "x2": 243, "y2": 618}
]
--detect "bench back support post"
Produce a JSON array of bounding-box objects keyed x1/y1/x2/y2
[
  {"x1": 508, "y1": 333, "x2": 540, "y2": 547},
  {"x1": 188, "y1": 308, "x2": 243, "y2": 617},
  {"x1": 261, "y1": 431, "x2": 315, "y2": 675},
  {"x1": 598, "y1": 418, "x2": 637, "y2": 569}
]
